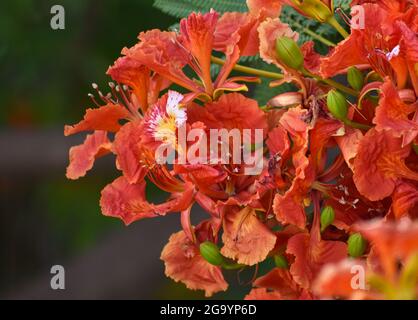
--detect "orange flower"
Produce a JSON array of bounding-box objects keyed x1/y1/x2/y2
[
  {"x1": 320, "y1": 3, "x2": 418, "y2": 91},
  {"x1": 258, "y1": 18, "x2": 299, "y2": 72},
  {"x1": 314, "y1": 219, "x2": 418, "y2": 300},
  {"x1": 286, "y1": 193, "x2": 347, "y2": 289},
  {"x1": 161, "y1": 228, "x2": 228, "y2": 297},
  {"x1": 66, "y1": 131, "x2": 112, "y2": 180},
  {"x1": 273, "y1": 107, "x2": 314, "y2": 228},
  {"x1": 246, "y1": 268, "x2": 312, "y2": 300},
  {"x1": 125, "y1": 11, "x2": 259, "y2": 101},
  {"x1": 353, "y1": 128, "x2": 418, "y2": 201},
  {"x1": 221, "y1": 206, "x2": 276, "y2": 266},
  {"x1": 389, "y1": 181, "x2": 418, "y2": 219},
  {"x1": 374, "y1": 78, "x2": 418, "y2": 140}
]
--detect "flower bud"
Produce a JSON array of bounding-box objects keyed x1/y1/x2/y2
[
  {"x1": 327, "y1": 89, "x2": 348, "y2": 121},
  {"x1": 274, "y1": 254, "x2": 289, "y2": 269},
  {"x1": 199, "y1": 241, "x2": 225, "y2": 266},
  {"x1": 320, "y1": 206, "x2": 335, "y2": 232},
  {"x1": 347, "y1": 67, "x2": 364, "y2": 91},
  {"x1": 275, "y1": 36, "x2": 304, "y2": 70},
  {"x1": 348, "y1": 233, "x2": 367, "y2": 258},
  {"x1": 290, "y1": 0, "x2": 333, "y2": 23}
]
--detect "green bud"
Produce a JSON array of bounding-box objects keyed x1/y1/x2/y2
[
  {"x1": 320, "y1": 206, "x2": 335, "y2": 232},
  {"x1": 347, "y1": 67, "x2": 364, "y2": 91},
  {"x1": 348, "y1": 233, "x2": 367, "y2": 258},
  {"x1": 327, "y1": 89, "x2": 348, "y2": 121},
  {"x1": 367, "y1": 71, "x2": 383, "y2": 83},
  {"x1": 274, "y1": 254, "x2": 289, "y2": 269},
  {"x1": 199, "y1": 241, "x2": 225, "y2": 266},
  {"x1": 290, "y1": 0, "x2": 333, "y2": 23},
  {"x1": 275, "y1": 36, "x2": 304, "y2": 70}
]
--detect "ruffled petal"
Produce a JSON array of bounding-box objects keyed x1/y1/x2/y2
[
  {"x1": 161, "y1": 230, "x2": 228, "y2": 297},
  {"x1": 100, "y1": 176, "x2": 154, "y2": 225},
  {"x1": 66, "y1": 131, "x2": 111, "y2": 180},
  {"x1": 244, "y1": 288, "x2": 282, "y2": 300},
  {"x1": 221, "y1": 206, "x2": 276, "y2": 265},
  {"x1": 353, "y1": 128, "x2": 416, "y2": 201},
  {"x1": 287, "y1": 232, "x2": 347, "y2": 289},
  {"x1": 253, "y1": 268, "x2": 302, "y2": 299},
  {"x1": 64, "y1": 103, "x2": 129, "y2": 136},
  {"x1": 258, "y1": 18, "x2": 299, "y2": 71},
  {"x1": 313, "y1": 259, "x2": 367, "y2": 299},
  {"x1": 113, "y1": 120, "x2": 147, "y2": 184},
  {"x1": 246, "y1": 0, "x2": 282, "y2": 18},
  {"x1": 390, "y1": 181, "x2": 418, "y2": 219},
  {"x1": 374, "y1": 79, "x2": 418, "y2": 137},
  {"x1": 179, "y1": 11, "x2": 218, "y2": 92}
]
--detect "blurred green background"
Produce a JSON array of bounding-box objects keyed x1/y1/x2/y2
[{"x1": 0, "y1": 0, "x2": 255, "y2": 299}]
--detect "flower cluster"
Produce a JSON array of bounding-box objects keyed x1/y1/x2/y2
[{"x1": 65, "y1": 0, "x2": 418, "y2": 299}]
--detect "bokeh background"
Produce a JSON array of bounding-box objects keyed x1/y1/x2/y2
[{"x1": 0, "y1": 0, "x2": 257, "y2": 299}]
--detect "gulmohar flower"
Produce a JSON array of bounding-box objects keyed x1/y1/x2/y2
[{"x1": 65, "y1": 0, "x2": 418, "y2": 299}]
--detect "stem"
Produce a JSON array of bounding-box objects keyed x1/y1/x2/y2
[
  {"x1": 293, "y1": 21, "x2": 336, "y2": 47},
  {"x1": 327, "y1": 16, "x2": 349, "y2": 38},
  {"x1": 212, "y1": 57, "x2": 358, "y2": 97},
  {"x1": 211, "y1": 56, "x2": 283, "y2": 79},
  {"x1": 344, "y1": 119, "x2": 372, "y2": 130},
  {"x1": 222, "y1": 262, "x2": 245, "y2": 270},
  {"x1": 302, "y1": 69, "x2": 358, "y2": 97}
]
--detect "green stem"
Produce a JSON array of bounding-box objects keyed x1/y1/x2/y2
[
  {"x1": 212, "y1": 57, "x2": 357, "y2": 97},
  {"x1": 302, "y1": 69, "x2": 358, "y2": 97},
  {"x1": 344, "y1": 119, "x2": 372, "y2": 130},
  {"x1": 293, "y1": 21, "x2": 336, "y2": 47},
  {"x1": 222, "y1": 262, "x2": 245, "y2": 270},
  {"x1": 327, "y1": 16, "x2": 349, "y2": 39},
  {"x1": 211, "y1": 56, "x2": 283, "y2": 79}
]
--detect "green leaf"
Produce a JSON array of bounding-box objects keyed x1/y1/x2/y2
[{"x1": 153, "y1": 0, "x2": 247, "y2": 18}]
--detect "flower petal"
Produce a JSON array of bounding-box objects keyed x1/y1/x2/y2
[
  {"x1": 64, "y1": 103, "x2": 129, "y2": 136},
  {"x1": 374, "y1": 79, "x2": 418, "y2": 137},
  {"x1": 353, "y1": 128, "x2": 415, "y2": 201},
  {"x1": 313, "y1": 259, "x2": 367, "y2": 299},
  {"x1": 258, "y1": 18, "x2": 298, "y2": 71},
  {"x1": 66, "y1": 131, "x2": 111, "y2": 180},
  {"x1": 221, "y1": 206, "x2": 276, "y2": 265},
  {"x1": 287, "y1": 232, "x2": 347, "y2": 289},
  {"x1": 161, "y1": 229, "x2": 228, "y2": 297},
  {"x1": 113, "y1": 120, "x2": 147, "y2": 184},
  {"x1": 100, "y1": 176, "x2": 154, "y2": 225}
]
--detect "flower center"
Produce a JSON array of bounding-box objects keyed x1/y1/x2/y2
[{"x1": 147, "y1": 90, "x2": 187, "y2": 147}]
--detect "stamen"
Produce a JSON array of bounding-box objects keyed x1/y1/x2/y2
[
  {"x1": 88, "y1": 93, "x2": 101, "y2": 107},
  {"x1": 335, "y1": 7, "x2": 351, "y2": 28}
]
